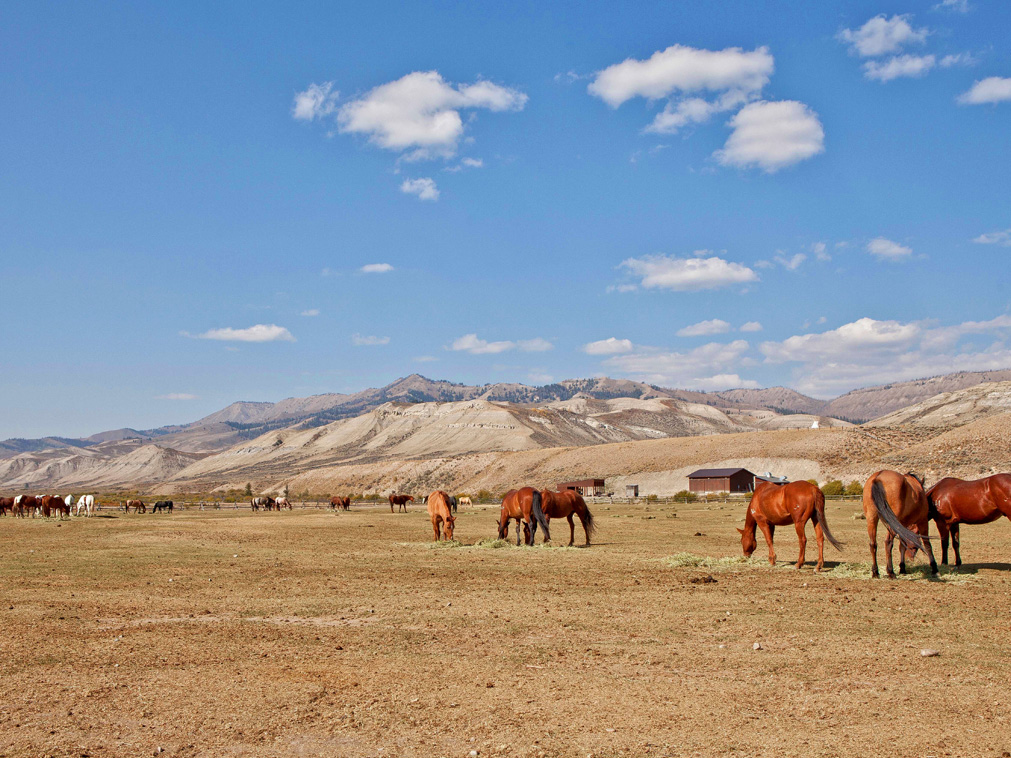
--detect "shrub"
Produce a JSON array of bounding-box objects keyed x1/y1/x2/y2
[
  {"x1": 673, "y1": 490, "x2": 698, "y2": 503},
  {"x1": 821, "y1": 480, "x2": 845, "y2": 497},
  {"x1": 475, "y1": 489, "x2": 495, "y2": 502},
  {"x1": 845, "y1": 480, "x2": 863, "y2": 497}
]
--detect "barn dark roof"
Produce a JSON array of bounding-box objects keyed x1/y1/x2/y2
[{"x1": 687, "y1": 468, "x2": 754, "y2": 478}]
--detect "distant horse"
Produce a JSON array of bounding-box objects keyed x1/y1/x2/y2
[
  {"x1": 330, "y1": 496, "x2": 350, "y2": 511},
  {"x1": 40, "y1": 495, "x2": 64, "y2": 519},
  {"x1": 540, "y1": 489, "x2": 596, "y2": 546},
  {"x1": 125, "y1": 499, "x2": 146, "y2": 514},
  {"x1": 49, "y1": 495, "x2": 71, "y2": 520},
  {"x1": 457, "y1": 496, "x2": 472, "y2": 507},
  {"x1": 739, "y1": 480, "x2": 843, "y2": 571},
  {"x1": 276, "y1": 496, "x2": 292, "y2": 510},
  {"x1": 153, "y1": 500, "x2": 174, "y2": 513},
  {"x1": 251, "y1": 496, "x2": 275, "y2": 511},
  {"x1": 0, "y1": 497, "x2": 12, "y2": 516},
  {"x1": 448, "y1": 495, "x2": 458, "y2": 514},
  {"x1": 927, "y1": 474, "x2": 1011, "y2": 567},
  {"x1": 75, "y1": 494, "x2": 95, "y2": 517},
  {"x1": 863, "y1": 470, "x2": 937, "y2": 579},
  {"x1": 498, "y1": 487, "x2": 551, "y2": 546},
  {"x1": 426, "y1": 490, "x2": 456, "y2": 541},
  {"x1": 13, "y1": 495, "x2": 34, "y2": 518},
  {"x1": 389, "y1": 494, "x2": 414, "y2": 513}
]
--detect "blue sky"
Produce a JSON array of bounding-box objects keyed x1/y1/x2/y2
[{"x1": 2, "y1": 0, "x2": 1010, "y2": 439}]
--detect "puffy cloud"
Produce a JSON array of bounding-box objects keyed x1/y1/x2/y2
[
  {"x1": 449, "y1": 334, "x2": 552, "y2": 355},
  {"x1": 812, "y1": 242, "x2": 831, "y2": 262},
  {"x1": 300, "y1": 309, "x2": 320, "y2": 317},
  {"x1": 400, "y1": 177, "x2": 439, "y2": 201},
  {"x1": 939, "y1": 53, "x2": 976, "y2": 68},
  {"x1": 866, "y1": 237, "x2": 913, "y2": 260},
  {"x1": 156, "y1": 393, "x2": 197, "y2": 400},
  {"x1": 188, "y1": 324, "x2": 295, "y2": 343},
  {"x1": 759, "y1": 315, "x2": 1011, "y2": 396},
  {"x1": 973, "y1": 229, "x2": 1011, "y2": 247},
  {"x1": 774, "y1": 252, "x2": 807, "y2": 270},
  {"x1": 677, "y1": 319, "x2": 731, "y2": 337},
  {"x1": 335, "y1": 71, "x2": 526, "y2": 160},
  {"x1": 739, "y1": 321, "x2": 763, "y2": 333},
  {"x1": 715, "y1": 100, "x2": 825, "y2": 172},
  {"x1": 292, "y1": 82, "x2": 338, "y2": 121},
  {"x1": 583, "y1": 338, "x2": 634, "y2": 355},
  {"x1": 352, "y1": 334, "x2": 390, "y2": 346},
  {"x1": 958, "y1": 77, "x2": 1011, "y2": 105},
  {"x1": 602, "y1": 339, "x2": 757, "y2": 389},
  {"x1": 863, "y1": 54, "x2": 936, "y2": 81},
  {"x1": 838, "y1": 15, "x2": 929, "y2": 58},
  {"x1": 360, "y1": 263, "x2": 394, "y2": 273},
  {"x1": 620, "y1": 253, "x2": 757, "y2": 292}
]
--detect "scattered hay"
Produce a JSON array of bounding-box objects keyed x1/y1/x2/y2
[
  {"x1": 662, "y1": 552, "x2": 752, "y2": 570},
  {"x1": 471, "y1": 538, "x2": 511, "y2": 549},
  {"x1": 424, "y1": 540, "x2": 464, "y2": 549},
  {"x1": 823, "y1": 561, "x2": 975, "y2": 583}
]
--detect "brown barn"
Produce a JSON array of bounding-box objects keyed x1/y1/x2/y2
[
  {"x1": 557, "y1": 479, "x2": 606, "y2": 497},
  {"x1": 687, "y1": 468, "x2": 756, "y2": 494}
]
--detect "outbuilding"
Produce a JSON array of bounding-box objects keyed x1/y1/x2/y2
[
  {"x1": 686, "y1": 468, "x2": 756, "y2": 494},
  {"x1": 557, "y1": 479, "x2": 606, "y2": 497}
]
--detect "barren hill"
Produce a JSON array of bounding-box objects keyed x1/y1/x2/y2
[
  {"x1": 715, "y1": 387, "x2": 826, "y2": 415},
  {"x1": 866, "y1": 381, "x2": 1011, "y2": 428}
]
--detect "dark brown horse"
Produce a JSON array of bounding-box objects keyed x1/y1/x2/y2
[
  {"x1": 927, "y1": 474, "x2": 1011, "y2": 567},
  {"x1": 330, "y1": 496, "x2": 350, "y2": 511},
  {"x1": 739, "y1": 480, "x2": 843, "y2": 571},
  {"x1": 389, "y1": 494, "x2": 413, "y2": 513},
  {"x1": 12, "y1": 495, "x2": 34, "y2": 518},
  {"x1": 426, "y1": 490, "x2": 456, "y2": 542},
  {"x1": 0, "y1": 497, "x2": 13, "y2": 516},
  {"x1": 497, "y1": 487, "x2": 551, "y2": 546},
  {"x1": 540, "y1": 489, "x2": 596, "y2": 546},
  {"x1": 863, "y1": 470, "x2": 937, "y2": 579}
]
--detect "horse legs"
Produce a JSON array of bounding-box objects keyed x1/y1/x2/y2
[
  {"x1": 567, "y1": 514, "x2": 575, "y2": 547},
  {"x1": 432, "y1": 519, "x2": 441, "y2": 542},
  {"x1": 936, "y1": 519, "x2": 950, "y2": 565},
  {"x1": 757, "y1": 522, "x2": 776, "y2": 565},
  {"x1": 812, "y1": 518, "x2": 825, "y2": 572},
  {"x1": 884, "y1": 530, "x2": 896, "y2": 579},
  {"x1": 868, "y1": 516, "x2": 881, "y2": 578},
  {"x1": 515, "y1": 518, "x2": 522, "y2": 547},
  {"x1": 793, "y1": 520, "x2": 808, "y2": 570},
  {"x1": 951, "y1": 523, "x2": 962, "y2": 567}
]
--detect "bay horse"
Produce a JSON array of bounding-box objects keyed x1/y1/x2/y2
[
  {"x1": 927, "y1": 474, "x2": 1011, "y2": 567},
  {"x1": 540, "y1": 489, "x2": 596, "y2": 546},
  {"x1": 739, "y1": 480, "x2": 843, "y2": 571},
  {"x1": 389, "y1": 494, "x2": 413, "y2": 513},
  {"x1": 0, "y1": 497, "x2": 12, "y2": 516},
  {"x1": 863, "y1": 470, "x2": 937, "y2": 579},
  {"x1": 125, "y1": 499, "x2": 146, "y2": 514},
  {"x1": 330, "y1": 496, "x2": 350, "y2": 511},
  {"x1": 497, "y1": 487, "x2": 551, "y2": 546},
  {"x1": 48, "y1": 495, "x2": 71, "y2": 520},
  {"x1": 426, "y1": 490, "x2": 456, "y2": 541},
  {"x1": 153, "y1": 500, "x2": 174, "y2": 513},
  {"x1": 13, "y1": 495, "x2": 34, "y2": 518}
]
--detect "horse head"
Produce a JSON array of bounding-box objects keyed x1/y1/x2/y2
[
  {"x1": 444, "y1": 516, "x2": 456, "y2": 541},
  {"x1": 737, "y1": 527, "x2": 757, "y2": 557}
]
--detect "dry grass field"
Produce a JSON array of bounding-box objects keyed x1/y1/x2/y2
[{"x1": 2, "y1": 502, "x2": 1011, "y2": 758}]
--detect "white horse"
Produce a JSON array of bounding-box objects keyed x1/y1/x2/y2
[
  {"x1": 458, "y1": 496, "x2": 472, "y2": 506},
  {"x1": 76, "y1": 494, "x2": 95, "y2": 517}
]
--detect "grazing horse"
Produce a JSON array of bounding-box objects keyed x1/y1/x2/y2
[
  {"x1": 458, "y1": 496, "x2": 472, "y2": 507},
  {"x1": 13, "y1": 495, "x2": 34, "y2": 518},
  {"x1": 125, "y1": 499, "x2": 146, "y2": 514},
  {"x1": 426, "y1": 490, "x2": 456, "y2": 541},
  {"x1": 863, "y1": 470, "x2": 937, "y2": 579},
  {"x1": 927, "y1": 474, "x2": 1011, "y2": 567},
  {"x1": 498, "y1": 487, "x2": 551, "y2": 546},
  {"x1": 153, "y1": 500, "x2": 174, "y2": 513},
  {"x1": 739, "y1": 480, "x2": 843, "y2": 571},
  {"x1": 276, "y1": 496, "x2": 292, "y2": 510},
  {"x1": 540, "y1": 489, "x2": 596, "y2": 546},
  {"x1": 0, "y1": 497, "x2": 12, "y2": 516},
  {"x1": 49, "y1": 496, "x2": 71, "y2": 520},
  {"x1": 251, "y1": 496, "x2": 275, "y2": 511},
  {"x1": 330, "y1": 496, "x2": 350, "y2": 511},
  {"x1": 75, "y1": 494, "x2": 95, "y2": 517},
  {"x1": 389, "y1": 494, "x2": 414, "y2": 513}
]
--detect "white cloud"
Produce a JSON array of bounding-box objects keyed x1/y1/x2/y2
[
  {"x1": 449, "y1": 333, "x2": 551, "y2": 355},
  {"x1": 620, "y1": 252, "x2": 757, "y2": 291},
  {"x1": 939, "y1": 53, "x2": 976, "y2": 68},
  {"x1": 528, "y1": 371, "x2": 555, "y2": 384},
  {"x1": 602, "y1": 339, "x2": 757, "y2": 389},
  {"x1": 934, "y1": 0, "x2": 971, "y2": 12},
  {"x1": 958, "y1": 77, "x2": 1011, "y2": 105},
  {"x1": 292, "y1": 82, "x2": 338, "y2": 121},
  {"x1": 774, "y1": 252, "x2": 807, "y2": 270},
  {"x1": 400, "y1": 177, "x2": 439, "y2": 201},
  {"x1": 739, "y1": 321, "x2": 763, "y2": 333},
  {"x1": 812, "y1": 242, "x2": 831, "y2": 262},
  {"x1": 583, "y1": 337, "x2": 634, "y2": 355},
  {"x1": 360, "y1": 263, "x2": 394, "y2": 274},
  {"x1": 838, "y1": 15, "x2": 929, "y2": 58},
  {"x1": 759, "y1": 315, "x2": 1011, "y2": 396},
  {"x1": 188, "y1": 324, "x2": 295, "y2": 343},
  {"x1": 301, "y1": 309, "x2": 320, "y2": 317},
  {"x1": 156, "y1": 393, "x2": 197, "y2": 400},
  {"x1": 715, "y1": 100, "x2": 825, "y2": 172},
  {"x1": 334, "y1": 71, "x2": 526, "y2": 160},
  {"x1": 866, "y1": 237, "x2": 913, "y2": 260},
  {"x1": 461, "y1": 157, "x2": 484, "y2": 168},
  {"x1": 863, "y1": 54, "x2": 936, "y2": 81},
  {"x1": 677, "y1": 319, "x2": 731, "y2": 337},
  {"x1": 973, "y1": 229, "x2": 1011, "y2": 247},
  {"x1": 352, "y1": 334, "x2": 390, "y2": 346}
]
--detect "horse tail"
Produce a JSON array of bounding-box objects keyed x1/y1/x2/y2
[
  {"x1": 813, "y1": 488, "x2": 843, "y2": 551},
  {"x1": 582, "y1": 501, "x2": 597, "y2": 538},
  {"x1": 531, "y1": 490, "x2": 550, "y2": 543},
  {"x1": 925, "y1": 486, "x2": 941, "y2": 521},
  {"x1": 871, "y1": 478, "x2": 926, "y2": 553}
]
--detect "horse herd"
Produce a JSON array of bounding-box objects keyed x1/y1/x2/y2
[{"x1": 0, "y1": 495, "x2": 173, "y2": 518}]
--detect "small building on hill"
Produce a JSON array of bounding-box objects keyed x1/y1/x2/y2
[
  {"x1": 687, "y1": 468, "x2": 756, "y2": 494},
  {"x1": 557, "y1": 478, "x2": 606, "y2": 497}
]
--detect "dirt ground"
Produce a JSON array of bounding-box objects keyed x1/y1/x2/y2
[{"x1": 2, "y1": 501, "x2": 1010, "y2": 758}]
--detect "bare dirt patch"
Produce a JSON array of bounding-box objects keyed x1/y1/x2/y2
[{"x1": 2, "y1": 502, "x2": 1011, "y2": 757}]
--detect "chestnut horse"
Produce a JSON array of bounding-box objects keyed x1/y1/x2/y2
[
  {"x1": 0, "y1": 497, "x2": 11, "y2": 516},
  {"x1": 863, "y1": 470, "x2": 937, "y2": 579},
  {"x1": 389, "y1": 494, "x2": 413, "y2": 513},
  {"x1": 739, "y1": 480, "x2": 843, "y2": 571},
  {"x1": 330, "y1": 496, "x2": 350, "y2": 511},
  {"x1": 497, "y1": 487, "x2": 551, "y2": 546},
  {"x1": 540, "y1": 489, "x2": 596, "y2": 546},
  {"x1": 426, "y1": 490, "x2": 456, "y2": 541},
  {"x1": 125, "y1": 499, "x2": 146, "y2": 514},
  {"x1": 927, "y1": 474, "x2": 1011, "y2": 567}
]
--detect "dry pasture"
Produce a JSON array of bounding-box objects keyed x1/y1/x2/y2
[{"x1": 2, "y1": 501, "x2": 1010, "y2": 757}]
